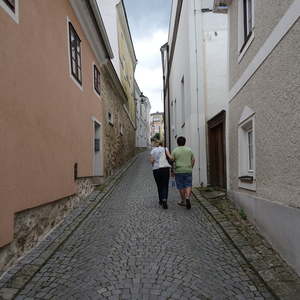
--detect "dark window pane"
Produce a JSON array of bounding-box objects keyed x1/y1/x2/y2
[
  {"x1": 69, "y1": 22, "x2": 82, "y2": 85},
  {"x1": 94, "y1": 65, "x2": 101, "y2": 95},
  {"x1": 4, "y1": 0, "x2": 15, "y2": 12}
]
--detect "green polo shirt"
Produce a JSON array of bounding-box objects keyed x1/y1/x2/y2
[{"x1": 172, "y1": 146, "x2": 194, "y2": 173}]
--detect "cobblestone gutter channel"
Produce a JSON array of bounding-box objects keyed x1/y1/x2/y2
[
  {"x1": 0, "y1": 154, "x2": 139, "y2": 300},
  {"x1": 192, "y1": 188, "x2": 300, "y2": 300}
]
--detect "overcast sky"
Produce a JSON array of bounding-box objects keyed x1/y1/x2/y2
[{"x1": 123, "y1": 0, "x2": 172, "y2": 113}]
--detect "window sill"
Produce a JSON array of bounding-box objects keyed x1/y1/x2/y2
[
  {"x1": 238, "y1": 175, "x2": 253, "y2": 183},
  {"x1": 93, "y1": 88, "x2": 101, "y2": 99},
  {"x1": 238, "y1": 32, "x2": 255, "y2": 64},
  {"x1": 70, "y1": 74, "x2": 83, "y2": 92},
  {"x1": 238, "y1": 176, "x2": 256, "y2": 191}
]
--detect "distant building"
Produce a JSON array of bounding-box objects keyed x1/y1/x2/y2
[
  {"x1": 150, "y1": 112, "x2": 164, "y2": 141},
  {"x1": 135, "y1": 81, "x2": 151, "y2": 147}
]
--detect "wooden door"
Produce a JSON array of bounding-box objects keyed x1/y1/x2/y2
[{"x1": 208, "y1": 111, "x2": 226, "y2": 189}]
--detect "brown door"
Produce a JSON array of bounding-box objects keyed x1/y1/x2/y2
[{"x1": 208, "y1": 111, "x2": 226, "y2": 189}]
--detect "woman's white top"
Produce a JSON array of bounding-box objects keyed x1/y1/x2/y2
[{"x1": 150, "y1": 146, "x2": 170, "y2": 170}]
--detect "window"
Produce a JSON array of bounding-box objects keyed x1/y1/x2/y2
[
  {"x1": 93, "y1": 64, "x2": 101, "y2": 96},
  {"x1": 3, "y1": 0, "x2": 14, "y2": 12},
  {"x1": 108, "y1": 112, "x2": 114, "y2": 125},
  {"x1": 0, "y1": 0, "x2": 18, "y2": 22},
  {"x1": 238, "y1": 0, "x2": 254, "y2": 60},
  {"x1": 242, "y1": 0, "x2": 253, "y2": 50},
  {"x1": 247, "y1": 129, "x2": 253, "y2": 171},
  {"x1": 238, "y1": 106, "x2": 256, "y2": 190},
  {"x1": 69, "y1": 22, "x2": 82, "y2": 85}
]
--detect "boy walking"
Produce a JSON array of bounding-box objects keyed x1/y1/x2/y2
[{"x1": 171, "y1": 136, "x2": 195, "y2": 209}]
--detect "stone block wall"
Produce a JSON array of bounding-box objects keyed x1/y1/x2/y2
[
  {"x1": 101, "y1": 68, "x2": 136, "y2": 176},
  {"x1": 0, "y1": 178, "x2": 94, "y2": 277}
]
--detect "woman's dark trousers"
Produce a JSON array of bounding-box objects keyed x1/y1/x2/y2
[{"x1": 153, "y1": 167, "x2": 170, "y2": 202}]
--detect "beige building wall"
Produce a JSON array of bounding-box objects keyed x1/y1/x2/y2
[
  {"x1": 0, "y1": 0, "x2": 134, "y2": 250},
  {"x1": 228, "y1": 0, "x2": 300, "y2": 274},
  {"x1": 116, "y1": 4, "x2": 136, "y2": 124}
]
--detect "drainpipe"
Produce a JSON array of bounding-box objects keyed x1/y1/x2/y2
[
  {"x1": 167, "y1": 45, "x2": 171, "y2": 150},
  {"x1": 193, "y1": 0, "x2": 202, "y2": 186}
]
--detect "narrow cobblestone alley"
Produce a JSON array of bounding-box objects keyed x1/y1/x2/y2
[{"x1": 15, "y1": 152, "x2": 274, "y2": 300}]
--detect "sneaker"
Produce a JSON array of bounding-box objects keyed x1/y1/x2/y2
[
  {"x1": 162, "y1": 199, "x2": 168, "y2": 209},
  {"x1": 159, "y1": 200, "x2": 163, "y2": 205},
  {"x1": 186, "y1": 198, "x2": 191, "y2": 209}
]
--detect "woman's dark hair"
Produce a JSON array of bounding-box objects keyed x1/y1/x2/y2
[
  {"x1": 177, "y1": 136, "x2": 186, "y2": 146},
  {"x1": 159, "y1": 142, "x2": 163, "y2": 146}
]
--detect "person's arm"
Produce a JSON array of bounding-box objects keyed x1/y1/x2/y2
[
  {"x1": 165, "y1": 148, "x2": 173, "y2": 160},
  {"x1": 149, "y1": 150, "x2": 155, "y2": 165},
  {"x1": 149, "y1": 155, "x2": 155, "y2": 164},
  {"x1": 191, "y1": 152, "x2": 195, "y2": 168}
]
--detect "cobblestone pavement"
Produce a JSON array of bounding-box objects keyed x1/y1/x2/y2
[{"x1": 15, "y1": 153, "x2": 274, "y2": 300}]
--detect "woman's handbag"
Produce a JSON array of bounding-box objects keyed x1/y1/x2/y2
[
  {"x1": 158, "y1": 149, "x2": 171, "y2": 168},
  {"x1": 165, "y1": 148, "x2": 173, "y2": 166}
]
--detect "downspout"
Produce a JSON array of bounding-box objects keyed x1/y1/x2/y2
[
  {"x1": 167, "y1": 45, "x2": 171, "y2": 150},
  {"x1": 161, "y1": 47, "x2": 167, "y2": 147},
  {"x1": 193, "y1": 0, "x2": 202, "y2": 186}
]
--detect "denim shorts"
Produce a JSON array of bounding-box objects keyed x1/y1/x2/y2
[{"x1": 175, "y1": 173, "x2": 192, "y2": 190}]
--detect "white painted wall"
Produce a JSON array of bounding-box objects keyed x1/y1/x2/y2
[
  {"x1": 135, "y1": 82, "x2": 151, "y2": 147},
  {"x1": 167, "y1": 0, "x2": 228, "y2": 186},
  {"x1": 96, "y1": 0, "x2": 121, "y2": 77},
  {"x1": 203, "y1": 14, "x2": 228, "y2": 120}
]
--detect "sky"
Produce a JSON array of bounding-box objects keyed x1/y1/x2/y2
[{"x1": 123, "y1": 0, "x2": 172, "y2": 113}]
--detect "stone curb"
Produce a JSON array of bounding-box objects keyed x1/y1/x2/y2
[
  {"x1": 0, "y1": 154, "x2": 139, "y2": 300},
  {"x1": 192, "y1": 189, "x2": 300, "y2": 300}
]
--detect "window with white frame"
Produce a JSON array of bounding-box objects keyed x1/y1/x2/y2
[
  {"x1": 247, "y1": 129, "x2": 254, "y2": 171},
  {"x1": 0, "y1": 0, "x2": 19, "y2": 22},
  {"x1": 238, "y1": 0, "x2": 254, "y2": 56},
  {"x1": 238, "y1": 110, "x2": 256, "y2": 190},
  {"x1": 108, "y1": 112, "x2": 114, "y2": 125},
  {"x1": 93, "y1": 64, "x2": 101, "y2": 96},
  {"x1": 69, "y1": 22, "x2": 82, "y2": 85}
]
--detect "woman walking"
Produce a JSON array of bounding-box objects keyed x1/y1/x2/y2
[{"x1": 149, "y1": 141, "x2": 172, "y2": 209}]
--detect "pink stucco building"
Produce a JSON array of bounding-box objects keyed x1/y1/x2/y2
[{"x1": 0, "y1": 0, "x2": 136, "y2": 271}]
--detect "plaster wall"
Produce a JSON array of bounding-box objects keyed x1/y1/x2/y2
[
  {"x1": 117, "y1": 15, "x2": 135, "y2": 122},
  {"x1": 0, "y1": 0, "x2": 105, "y2": 246},
  {"x1": 228, "y1": 11, "x2": 300, "y2": 209},
  {"x1": 203, "y1": 14, "x2": 228, "y2": 121},
  {"x1": 96, "y1": 0, "x2": 121, "y2": 77},
  {"x1": 167, "y1": 0, "x2": 228, "y2": 186},
  {"x1": 228, "y1": 0, "x2": 295, "y2": 88},
  {"x1": 168, "y1": 0, "x2": 206, "y2": 186},
  {"x1": 228, "y1": 2, "x2": 300, "y2": 274},
  {"x1": 167, "y1": 0, "x2": 179, "y2": 48}
]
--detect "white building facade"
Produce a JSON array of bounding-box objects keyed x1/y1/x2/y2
[
  {"x1": 161, "y1": 0, "x2": 228, "y2": 188},
  {"x1": 135, "y1": 80, "x2": 151, "y2": 148},
  {"x1": 225, "y1": 0, "x2": 300, "y2": 275}
]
